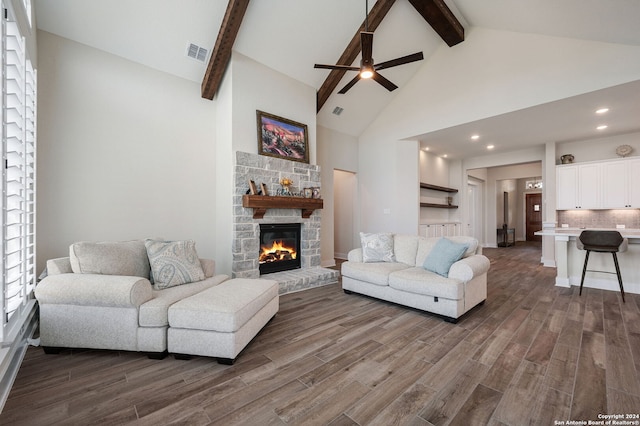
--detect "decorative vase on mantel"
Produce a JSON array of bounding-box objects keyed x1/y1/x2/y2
[{"x1": 280, "y1": 177, "x2": 293, "y2": 196}]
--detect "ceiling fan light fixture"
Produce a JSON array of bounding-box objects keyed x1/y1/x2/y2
[{"x1": 360, "y1": 66, "x2": 374, "y2": 79}]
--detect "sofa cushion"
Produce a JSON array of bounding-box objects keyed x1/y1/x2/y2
[
  {"x1": 69, "y1": 240, "x2": 150, "y2": 278},
  {"x1": 341, "y1": 261, "x2": 408, "y2": 286},
  {"x1": 393, "y1": 234, "x2": 419, "y2": 266},
  {"x1": 422, "y1": 238, "x2": 468, "y2": 277},
  {"x1": 447, "y1": 236, "x2": 479, "y2": 258},
  {"x1": 389, "y1": 267, "x2": 464, "y2": 300},
  {"x1": 360, "y1": 232, "x2": 395, "y2": 263},
  {"x1": 145, "y1": 240, "x2": 206, "y2": 290},
  {"x1": 138, "y1": 274, "x2": 228, "y2": 327},
  {"x1": 168, "y1": 278, "x2": 279, "y2": 333}
]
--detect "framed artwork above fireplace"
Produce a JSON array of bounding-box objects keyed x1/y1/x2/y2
[{"x1": 256, "y1": 110, "x2": 309, "y2": 163}]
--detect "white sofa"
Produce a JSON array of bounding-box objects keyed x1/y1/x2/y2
[
  {"x1": 341, "y1": 234, "x2": 490, "y2": 322},
  {"x1": 35, "y1": 241, "x2": 229, "y2": 358}
]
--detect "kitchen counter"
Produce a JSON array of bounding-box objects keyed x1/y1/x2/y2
[
  {"x1": 535, "y1": 228, "x2": 639, "y2": 295},
  {"x1": 535, "y1": 227, "x2": 640, "y2": 238}
]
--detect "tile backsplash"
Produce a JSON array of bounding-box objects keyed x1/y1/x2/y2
[{"x1": 557, "y1": 209, "x2": 640, "y2": 229}]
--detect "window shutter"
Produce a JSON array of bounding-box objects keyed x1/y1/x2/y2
[{"x1": 1, "y1": 6, "x2": 36, "y2": 340}]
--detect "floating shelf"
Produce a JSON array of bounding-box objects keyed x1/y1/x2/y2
[
  {"x1": 420, "y1": 183, "x2": 459, "y2": 193},
  {"x1": 420, "y1": 203, "x2": 458, "y2": 209},
  {"x1": 242, "y1": 195, "x2": 323, "y2": 219}
]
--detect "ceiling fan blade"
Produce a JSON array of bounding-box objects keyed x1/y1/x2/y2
[
  {"x1": 371, "y1": 71, "x2": 398, "y2": 92},
  {"x1": 361, "y1": 31, "x2": 374, "y2": 63},
  {"x1": 314, "y1": 64, "x2": 360, "y2": 71},
  {"x1": 338, "y1": 75, "x2": 361, "y2": 94},
  {"x1": 375, "y1": 52, "x2": 424, "y2": 71}
]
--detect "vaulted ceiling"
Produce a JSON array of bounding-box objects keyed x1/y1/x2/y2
[{"x1": 35, "y1": 0, "x2": 640, "y2": 159}]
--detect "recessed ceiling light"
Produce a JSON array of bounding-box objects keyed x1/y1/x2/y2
[
  {"x1": 597, "y1": 125, "x2": 608, "y2": 130},
  {"x1": 486, "y1": 145, "x2": 495, "y2": 150},
  {"x1": 423, "y1": 147, "x2": 430, "y2": 151},
  {"x1": 442, "y1": 154, "x2": 448, "y2": 158},
  {"x1": 471, "y1": 134, "x2": 480, "y2": 140},
  {"x1": 596, "y1": 108, "x2": 609, "y2": 114}
]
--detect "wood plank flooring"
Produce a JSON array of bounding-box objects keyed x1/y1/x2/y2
[{"x1": 2, "y1": 242, "x2": 640, "y2": 425}]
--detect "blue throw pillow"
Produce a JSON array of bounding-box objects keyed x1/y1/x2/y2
[{"x1": 422, "y1": 238, "x2": 469, "y2": 277}]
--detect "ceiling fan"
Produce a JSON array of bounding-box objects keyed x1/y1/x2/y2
[{"x1": 314, "y1": 0, "x2": 424, "y2": 94}]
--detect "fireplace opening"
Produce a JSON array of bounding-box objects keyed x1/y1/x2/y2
[{"x1": 259, "y1": 223, "x2": 301, "y2": 275}]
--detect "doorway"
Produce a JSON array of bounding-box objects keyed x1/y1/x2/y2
[
  {"x1": 525, "y1": 193, "x2": 542, "y2": 242},
  {"x1": 467, "y1": 178, "x2": 484, "y2": 243},
  {"x1": 333, "y1": 169, "x2": 357, "y2": 259}
]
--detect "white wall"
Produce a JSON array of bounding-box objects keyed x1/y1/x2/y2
[
  {"x1": 358, "y1": 27, "x2": 640, "y2": 237},
  {"x1": 317, "y1": 125, "x2": 359, "y2": 266},
  {"x1": 333, "y1": 170, "x2": 357, "y2": 260},
  {"x1": 36, "y1": 31, "x2": 217, "y2": 272}
]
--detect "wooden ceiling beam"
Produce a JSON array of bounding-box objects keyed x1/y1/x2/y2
[
  {"x1": 316, "y1": 0, "x2": 397, "y2": 113},
  {"x1": 201, "y1": 0, "x2": 250, "y2": 100},
  {"x1": 407, "y1": 0, "x2": 464, "y2": 47}
]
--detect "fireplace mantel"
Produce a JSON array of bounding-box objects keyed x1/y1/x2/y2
[{"x1": 242, "y1": 195, "x2": 323, "y2": 219}]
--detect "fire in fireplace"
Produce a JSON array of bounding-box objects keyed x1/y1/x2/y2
[{"x1": 259, "y1": 223, "x2": 301, "y2": 275}]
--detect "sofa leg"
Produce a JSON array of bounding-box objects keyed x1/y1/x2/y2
[
  {"x1": 217, "y1": 357, "x2": 235, "y2": 365},
  {"x1": 443, "y1": 316, "x2": 458, "y2": 324},
  {"x1": 173, "y1": 353, "x2": 193, "y2": 361},
  {"x1": 146, "y1": 350, "x2": 168, "y2": 360},
  {"x1": 43, "y1": 346, "x2": 62, "y2": 355},
  {"x1": 343, "y1": 289, "x2": 353, "y2": 295}
]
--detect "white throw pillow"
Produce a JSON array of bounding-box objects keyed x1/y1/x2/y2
[
  {"x1": 360, "y1": 232, "x2": 395, "y2": 263},
  {"x1": 145, "y1": 239, "x2": 205, "y2": 289}
]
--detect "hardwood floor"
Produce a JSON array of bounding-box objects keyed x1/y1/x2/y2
[{"x1": 2, "y1": 242, "x2": 640, "y2": 425}]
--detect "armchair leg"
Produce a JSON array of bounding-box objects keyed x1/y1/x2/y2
[
  {"x1": 146, "y1": 350, "x2": 168, "y2": 360},
  {"x1": 43, "y1": 346, "x2": 62, "y2": 355}
]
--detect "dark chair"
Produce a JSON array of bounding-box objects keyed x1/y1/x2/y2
[{"x1": 576, "y1": 230, "x2": 626, "y2": 302}]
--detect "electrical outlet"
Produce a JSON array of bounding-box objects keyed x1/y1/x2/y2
[
  {"x1": 561, "y1": 224, "x2": 569, "y2": 228},
  {"x1": 616, "y1": 224, "x2": 625, "y2": 229}
]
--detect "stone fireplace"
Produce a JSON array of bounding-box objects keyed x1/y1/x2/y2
[{"x1": 232, "y1": 152, "x2": 338, "y2": 293}]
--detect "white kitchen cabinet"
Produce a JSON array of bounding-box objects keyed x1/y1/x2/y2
[
  {"x1": 557, "y1": 163, "x2": 601, "y2": 209},
  {"x1": 558, "y1": 158, "x2": 640, "y2": 210},
  {"x1": 603, "y1": 158, "x2": 640, "y2": 208}
]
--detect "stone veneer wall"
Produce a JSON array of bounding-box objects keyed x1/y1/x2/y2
[{"x1": 232, "y1": 151, "x2": 322, "y2": 279}]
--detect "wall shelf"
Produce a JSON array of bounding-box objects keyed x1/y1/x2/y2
[
  {"x1": 420, "y1": 183, "x2": 458, "y2": 193},
  {"x1": 242, "y1": 195, "x2": 323, "y2": 219},
  {"x1": 420, "y1": 203, "x2": 458, "y2": 209}
]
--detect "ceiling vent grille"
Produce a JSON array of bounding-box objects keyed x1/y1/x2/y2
[{"x1": 186, "y1": 43, "x2": 208, "y2": 62}]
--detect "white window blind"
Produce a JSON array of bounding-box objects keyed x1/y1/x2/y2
[{"x1": 1, "y1": 4, "x2": 36, "y2": 342}]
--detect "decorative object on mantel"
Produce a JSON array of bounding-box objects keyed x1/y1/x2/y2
[
  {"x1": 248, "y1": 180, "x2": 258, "y2": 195},
  {"x1": 303, "y1": 188, "x2": 313, "y2": 198},
  {"x1": 256, "y1": 110, "x2": 309, "y2": 163},
  {"x1": 616, "y1": 144, "x2": 633, "y2": 157},
  {"x1": 312, "y1": 187, "x2": 321, "y2": 199},
  {"x1": 279, "y1": 177, "x2": 294, "y2": 195},
  {"x1": 260, "y1": 183, "x2": 269, "y2": 196},
  {"x1": 560, "y1": 154, "x2": 574, "y2": 164}
]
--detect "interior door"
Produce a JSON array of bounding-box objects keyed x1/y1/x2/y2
[{"x1": 526, "y1": 193, "x2": 542, "y2": 242}]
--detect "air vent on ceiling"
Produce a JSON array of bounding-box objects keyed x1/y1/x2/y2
[
  {"x1": 186, "y1": 43, "x2": 208, "y2": 62},
  {"x1": 332, "y1": 106, "x2": 344, "y2": 116}
]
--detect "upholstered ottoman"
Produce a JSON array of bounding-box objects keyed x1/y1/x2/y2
[{"x1": 167, "y1": 278, "x2": 278, "y2": 364}]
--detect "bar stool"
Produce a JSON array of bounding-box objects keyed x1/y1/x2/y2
[{"x1": 576, "y1": 230, "x2": 626, "y2": 303}]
